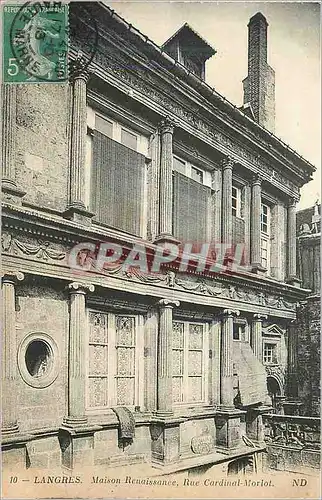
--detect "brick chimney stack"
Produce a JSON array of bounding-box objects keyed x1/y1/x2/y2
[{"x1": 243, "y1": 12, "x2": 275, "y2": 133}]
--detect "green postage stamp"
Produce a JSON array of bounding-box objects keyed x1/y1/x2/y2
[{"x1": 3, "y1": 2, "x2": 68, "y2": 83}]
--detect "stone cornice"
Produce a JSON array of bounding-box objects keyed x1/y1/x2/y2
[{"x1": 2, "y1": 206, "x2": 310, "y2": 303}]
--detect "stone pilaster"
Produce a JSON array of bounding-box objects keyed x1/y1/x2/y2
[
  {"x1": 250, "y1": 175, "x2": 265, "y2": 273},
  {"x1": 156, "y1": 298, "x2": 180, "y2": 415},
  {"x1": 64, "y1": 282, "x2": 94, "y2": 426},
  {"x1": 155, "y1": 118, "x2": 178, "y2": 244},
  {"x1": 64, "y1": 62, "x2": 94, "y2": 224},
  {"x1": 286, "y1": 198, "x2": 301, "y2": 286},
  {"x1": 1, "y1": 271, "x2": 24, "y2": 436},
  {"x1": 251, "y1": 313, "x2": 267, "y2": 362},
  {"x1": 1, "y1": 84, "x2": 26, "y2": 203},
  {"x1": 220, "y1": 308, "x2": 240, "y2": 409},
  {"x1": 221, "y1": 157, "x2": 234, "y2": 245}
]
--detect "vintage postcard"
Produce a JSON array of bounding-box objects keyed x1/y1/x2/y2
[{"x1": 1, "y1": 0, "x2": 320, "y2": 499}]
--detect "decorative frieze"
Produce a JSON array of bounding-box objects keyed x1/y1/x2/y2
[
  {"x1": 1, "y1": 233, "x2": 65, "y2": 261},
  {"x1": 1, "y1": 228, "x2": 298, "y2": 312}
]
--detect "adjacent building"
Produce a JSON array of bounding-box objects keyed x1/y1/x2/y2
[
  {"x1": 295, "y1": 203, "x2": 321, "y2": 416},
  {"x1": 1, "y1": 2, "x2": 317, "y2": 475}
]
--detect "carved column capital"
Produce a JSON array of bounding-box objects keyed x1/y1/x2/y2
[
  {"x1": 69, "y1": 53, "x2": 91, "y2": 83},
  {"x1": 222, "y1": 309, "x2": 240, "y2": 318},
  {"x1": 251, "y1": 174, "x2": 262, "y2": 187},
  {"x1": 1, "y1": 271, "x2": 24, "y2": 285},
  {"x1": 253, "y1": 313, "x2": 268, "y2": 322},
  {"x1": 221, "y1": 156, "x2": 235, "y2": 170},
  {"x1": 157, "y1": 298, "x2": 180, "y2": 309},
  {"x1": 287, "y1": 197, "x2": 297, "y2": 208},
  {"x1": 68, "y1": 282, "x2": 95, "y2": 295},
  {"x1": 159, "y1": 117, "x2": 175, "y2": 135}
]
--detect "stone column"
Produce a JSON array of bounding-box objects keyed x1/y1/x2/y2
[
  {"x1": 65, "y1": 282, "x2": 94, "y2": 426},
  {"x1": 1, "y1": 271, "x2": 24, "y2": 436},
  {"x1": 1, "y1": 84, "x2": 25, "y2": 203},
  {"x1": 250, "y1": 175, "x2": 265, "y2": 272},
  {"x1": 251, "y1": 314, "x2": 267, "y2": 362},
  {"x1": 221, "y1": 157, "x2": 234, "y2": 245},
  {"x1": 286, "y1": 198, "x2": 301, "y2": 286},
  {"x1": 155, "y1": 118, "x2": 178, "y2": 244},
  {"x1": 220, "y1": 309, "x2": 239, "y2": 408},
  {"x1": 156, "y1": 299, "x2": 180, "y2": 414},
  {"x1": 64, "y1": 61, "x2": 94, "y2": 224}
]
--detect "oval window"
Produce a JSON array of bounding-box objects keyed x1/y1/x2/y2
[
  {"x1": 25, "y1": 340, "x2": 52, "y2": 378},
  {"x1": 18, "y1": 333, "x2": 59, "y2": 388}
]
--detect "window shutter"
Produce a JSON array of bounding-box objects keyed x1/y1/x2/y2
[
  {"x1": 92, "y1": 131, "x2": 145, "y2": 236},
  {"x1": 173, "y1": 171, "x2": 210, "y2": 243}
]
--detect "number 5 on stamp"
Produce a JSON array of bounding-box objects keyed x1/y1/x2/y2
[{"x1": 3, "y1": 2, "x2": 68, "y2": 83}]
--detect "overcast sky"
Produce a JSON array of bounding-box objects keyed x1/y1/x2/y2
[{"x1": 107, "y1": 1, "x2": 320, "y2": 209}]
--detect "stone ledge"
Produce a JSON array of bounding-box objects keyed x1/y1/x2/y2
[{"x1": 151, "y1": 444, "x2": 266, "y2": 476}]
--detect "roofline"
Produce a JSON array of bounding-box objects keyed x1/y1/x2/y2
[{"x1": 97, "y1": 2, "x2": 316, "y2": 176}]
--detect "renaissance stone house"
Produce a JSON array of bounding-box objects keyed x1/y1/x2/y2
[{"x1": 1, "y1": 3, "x2": 316, "y2": 474}]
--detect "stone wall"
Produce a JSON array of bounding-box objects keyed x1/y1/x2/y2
[
  {"x1": 296, "y1": 298, "x2": 320, "y2": 416},
  {"x1": 15, "y1": 283, "x2": 68, "y2": 431},
  {"x1": 15, "y1": 83, "x2": 69, "y2": 211}
]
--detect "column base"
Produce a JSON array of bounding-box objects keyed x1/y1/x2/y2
[
  {"x1": 2, "y1": 180, "x2": 26, "y2": 204},
  {"x1": 215, "y1": 408, "x2": 246, "y2": 450},
  {"x1": 63, "y1": 204, "x2": 95, "y2": 225},
  {"x1": 153, "y1": 233, "x2": 181, "y2": 246},
  {"x1": 251, "y1": 262, "x2": 267, "y2": 274},
  {"x1": 150, "y1": 414, "x2": 184, "y2": 465},
  {"x1": 62, "y1": 416, "x2": 88, "y2": 427},
  {"x1": 245, "y1": 405, "x2": 272, "y2": 444},
  {"x1": 1, "y1": 423, "x2": 19, "y2": 437},
  {"x1": 286, "y1": 276, "x2": 302, "y2": 287},
  {"x1": 58, "y1": 425, "x2": 99, "y2": 470}
]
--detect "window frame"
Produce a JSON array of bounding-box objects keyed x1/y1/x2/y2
[
  {"x1": 172, "y1": 320, "x2": 209, "y2": 407},
  {"x1": 85, "y1": 310, "x2": 144, "y2": 413},
  {"x1": 173, "y1": 154, "x2": 212, "y2": 188},
  {"x1": 86, "y1": 107, "x2": 149, "y2": 238},
  {"x1": 263, "y1": 342, "x2": 277, "y2": 365},
  {"x1": 232, "y1": 184, "x2": 242, "y2": 218},
  {"x1": 260, "y1": 202, "x2": 271, "y2": 271}
]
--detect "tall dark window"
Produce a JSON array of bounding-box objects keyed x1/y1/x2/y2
[{"x1": 91, "y1": 115, "x2": 146, "y2": 236}]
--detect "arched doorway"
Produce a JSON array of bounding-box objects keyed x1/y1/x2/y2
[{"x1": 267, "y1": 376, "x2": 282, "y2": 413}]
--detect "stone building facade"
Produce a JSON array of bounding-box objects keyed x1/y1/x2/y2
[
  {"x1": 294, "y1": 204, "x2": 321, "y2": 417},
  {"x1": 1, "y1": 3, "x2": 316, "y2": 474}
]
